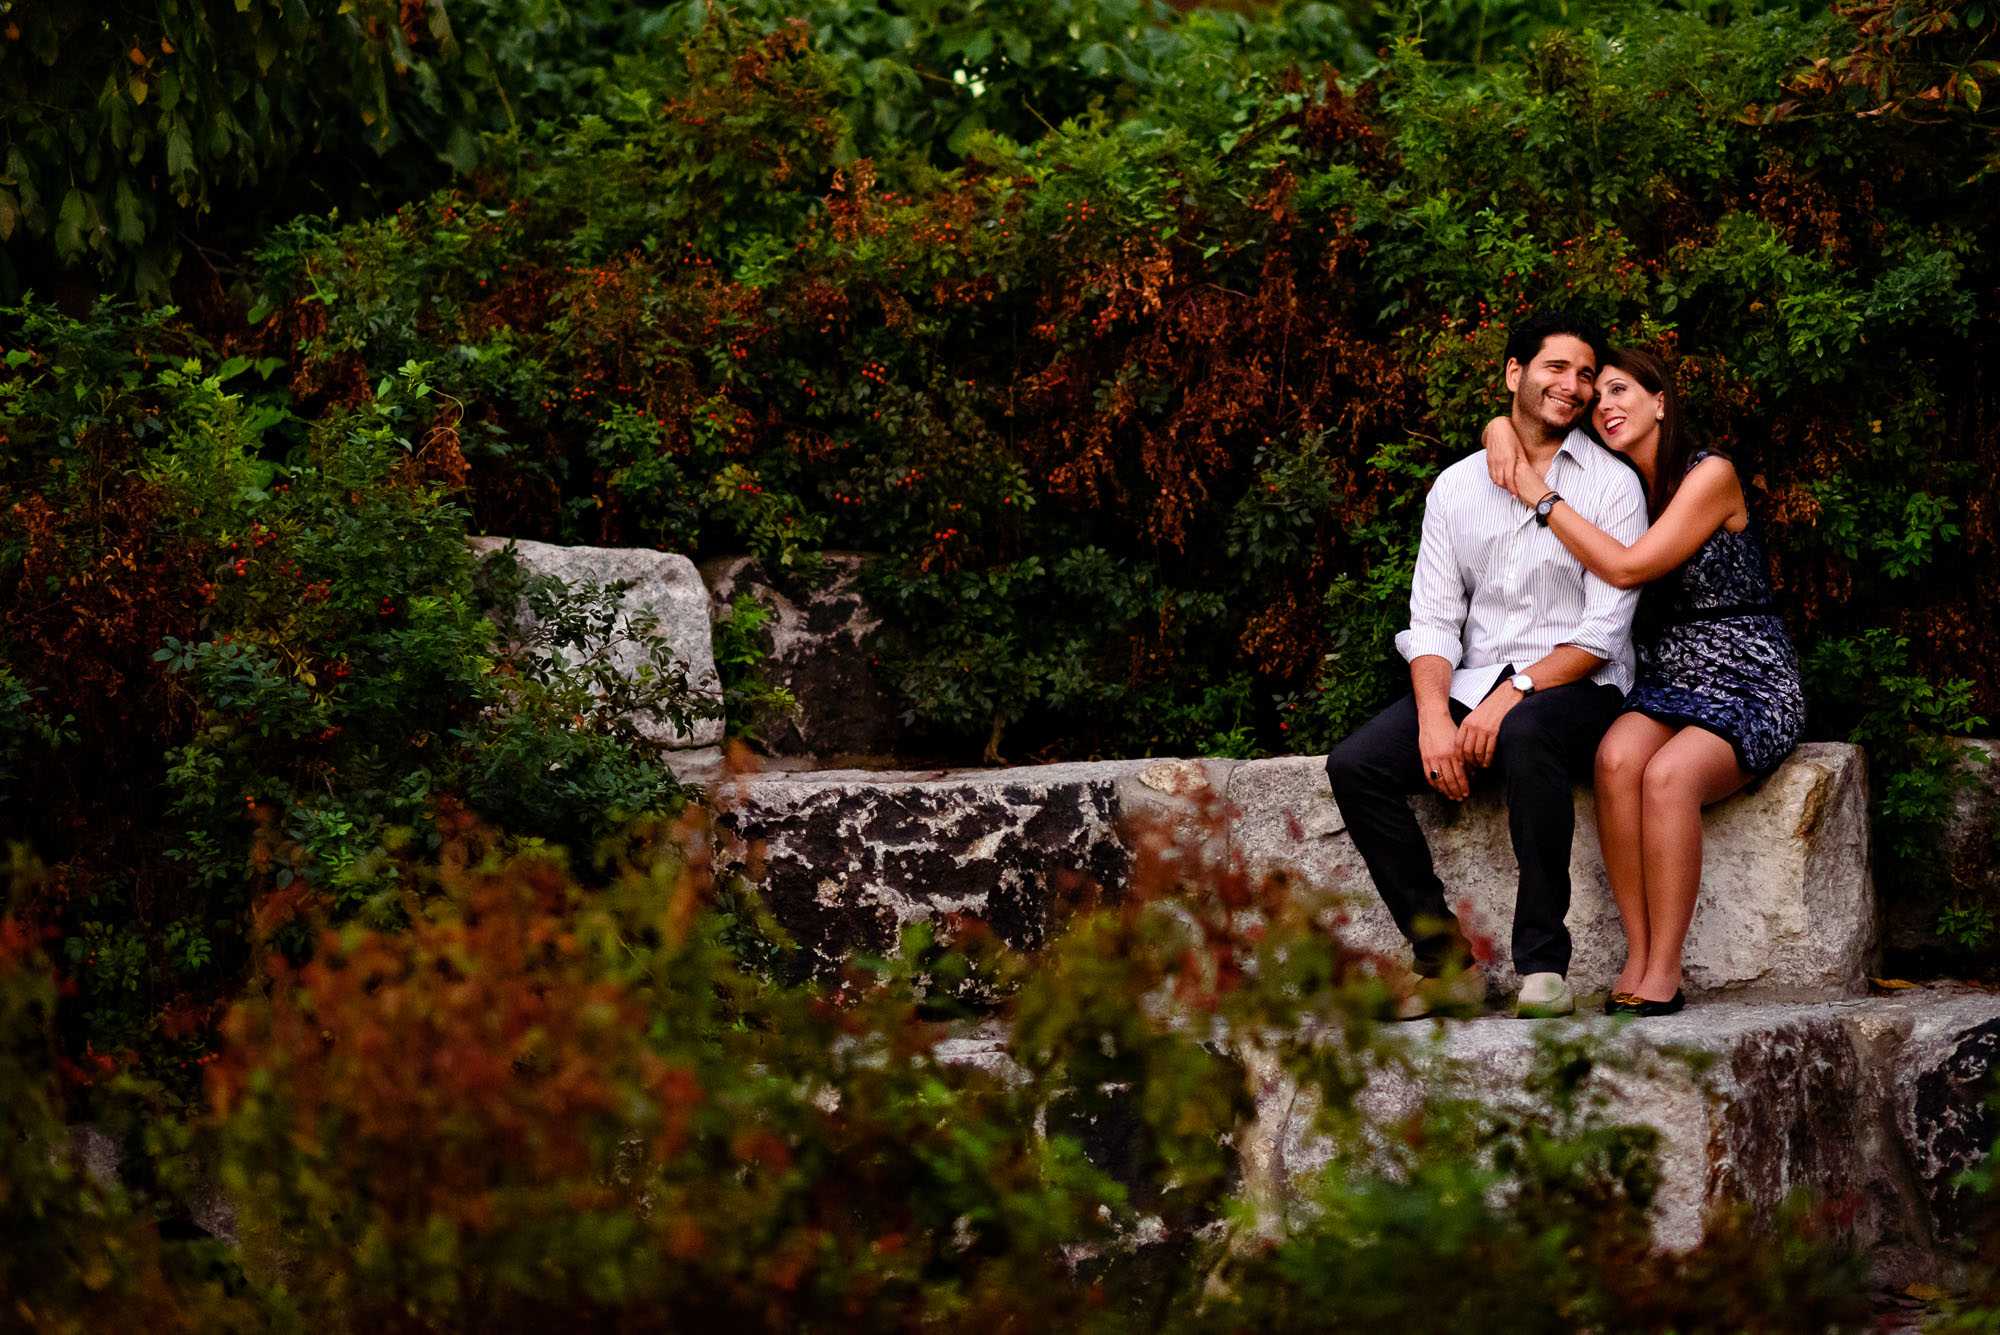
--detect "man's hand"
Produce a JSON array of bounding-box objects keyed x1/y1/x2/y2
[
  {"x1": 1457, "y1": 685, "x2": 1521, "y2": 769},
  {"x1": 1419, "y1": 708, "x2": 1471, "y2": 801}
]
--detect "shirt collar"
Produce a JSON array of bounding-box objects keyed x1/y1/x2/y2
[
  {"x1": 1549, "y1": 428, "x2": 1595, "y2": 472},
  {"x1": 1513, "y1": 429, "x2": 1595, "y2": 530}
]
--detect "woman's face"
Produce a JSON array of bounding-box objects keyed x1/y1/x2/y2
[{"x1": 1592, "y1": 367, "x2": 1665, "y2": 455}]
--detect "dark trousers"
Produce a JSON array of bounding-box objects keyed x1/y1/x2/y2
[{"x1": 1324, "y1": 680, "x2": 1624, "y2": 978}]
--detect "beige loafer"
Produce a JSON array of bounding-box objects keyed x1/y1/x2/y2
[
  {"x1": 1394, "y1": 968, "x2": 1488, "y2": 1021},
  {"x1": 1514, "y1": 971, "x2": 1575, "y2": 1018}
]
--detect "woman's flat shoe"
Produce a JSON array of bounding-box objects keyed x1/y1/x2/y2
[
  {"x1": 1632, "y1": 990, "x2": 1686, "y2": 1017},
  {"x1": 1605, "y1": 991, "x2": 1644, "y2": 1016}
]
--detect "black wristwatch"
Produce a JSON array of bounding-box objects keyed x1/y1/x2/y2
[{"x1": 1534, "y1": 492, "x2": 1562, "y2": 527}]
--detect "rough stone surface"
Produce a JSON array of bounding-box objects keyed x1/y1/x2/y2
[
  {"x1": 699, "y1": 553, "x2": 909, "y2": 762},
  {"x1": 711, "y1": 760, "x2": 1167, "y2": 970},
  {"x1": 468, "y1": 536, "x2": 722, "y2": 748},
  {"x1": 1893, "y1": 997, "x2": 2000, "y2": 1239},
  {"x1": 1243, "y1": 987, "x2": 2000, "y2": 1283},
  {"x1": 68, "y1": 1124, "x2": 238, "y2": 1244},
  {"x1": 1227, "y1": 743, "x2": 1875, "y2": 999}
]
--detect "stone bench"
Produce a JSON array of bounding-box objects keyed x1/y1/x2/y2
[
  {"x1": 710, "y1": 743, "x2": 1874, "y2": 997},
  {"x1": 1231, "y1": 741, "x2": 1875, "y2": 998}
]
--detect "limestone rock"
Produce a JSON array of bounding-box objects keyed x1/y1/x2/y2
[
  {"x1": 1244, "y1": 987, "x2": 2000, "y2": 1284},
  {"x1": 1226, "y1": 743, "x2": 1875, "y2": 998},
  {"x1": 699, "y1": 553, "x2": 907, "y2": 762},
  {"x1": 467, "y1": 536, "x2": 722, "y2": 749},
  {"x1": 712, "y1": 760, "x2": 1165, "y2": 971},
  {"x1": 1117, "y1": 758, "x2": 1241, "y2": 870}
]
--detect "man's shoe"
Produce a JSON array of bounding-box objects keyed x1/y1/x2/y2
[
  {"x1": 1394, "y1": 968, "x2": 1487, "y2": 1021},
  {"x1": 1514, "y1": 972, "x2": 1575, "y2": 1018}
]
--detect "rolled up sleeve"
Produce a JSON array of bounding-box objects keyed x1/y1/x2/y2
[
  {"x1": 1395, "y1": 476, "x2": 1467, "y2": 666},
  {"x1": 1564, "y1": 470, "x2": 1648, "y2": 661}
]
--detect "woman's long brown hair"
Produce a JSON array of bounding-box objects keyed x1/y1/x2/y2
[{"x1": 1601, "y1": 347, "x2": 1710, "y2": 520}]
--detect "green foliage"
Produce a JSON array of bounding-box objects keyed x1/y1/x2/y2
[
  {"x1": 0, "y1": 856, "x2": 258, "y2": 1332},
  {"x1": 711, "y1": 591, "x2": 798, "y2": 742},
  {"x1": 0, "y1": 0, "x2": 473, "y2": 300},
  {"x1": 0, "y1": 303, "x2": 713, "y2": 1085},
  {"x1": 1805, "y1": 629, "x2": 1987, "y2": 904},
  {"x1": 2, "y1": 810, "x2": 1875, "y2": 1330}
]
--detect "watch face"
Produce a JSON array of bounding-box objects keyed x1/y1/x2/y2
[{"x1": 1511, "y1": 674, "x2": 1534, "y2": 693}]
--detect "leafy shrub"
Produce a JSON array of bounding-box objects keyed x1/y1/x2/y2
[
  {"x1": 187, "y1": 801, "x2": 1869, "y2": 1332},
  {"x1": 0, "y1": 305, "x2": 711, "y2": 1086},
  {"x1": 245, "y1": 0, "x2": 2000, "y2": 784},
  {"x1": 8, "y1": 0, "x2": 2000, "y2": 1122},
  {"x1": 711, "y1": 591, "x2": 798, "y2": 742},
  {"x1": 0, "y1": 855, "x2": 258, "y2": 1332},
  {"x1": 0, "y1": 0, "x2": 472, "y2": 300}
]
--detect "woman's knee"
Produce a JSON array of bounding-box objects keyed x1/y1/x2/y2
[
  {"x1": 1640, "y1": 750, "x2": 1703, "y2": 806},
  {"x1": 1595, "y1": 736, "x2": 1650, "y2": 789}
]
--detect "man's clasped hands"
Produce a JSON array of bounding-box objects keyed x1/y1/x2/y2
[{"x1": 1416, "y1": 683, "x2": 1514, "y2": 803}]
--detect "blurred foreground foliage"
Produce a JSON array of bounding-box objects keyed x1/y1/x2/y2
[{"x1": 0, "y1": 810, "x2": 1878, "y2": 1332}]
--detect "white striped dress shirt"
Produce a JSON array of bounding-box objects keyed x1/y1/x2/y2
[{"x1": 1394, "y1": 429, "x2": 1648, "y2": 707}]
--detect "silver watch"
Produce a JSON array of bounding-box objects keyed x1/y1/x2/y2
[{"x1": 1510, "y1": 672, "x2": 1536, "y2": 696}]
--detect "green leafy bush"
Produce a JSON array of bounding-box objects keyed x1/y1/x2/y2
[
  {"x1": 6, "y1": 0, "x2": 2000, "y2": 1140},
  {"x1": 0, "y1": 0, "x2": 473, "y2": 300},
  {"x1": 0, "y1": 304, "x2": 713, "y2": 1085},
  {"x1": 44, "y1": 805, "x2": 1864, "y2": 1329}
]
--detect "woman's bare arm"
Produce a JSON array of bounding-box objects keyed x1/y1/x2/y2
[
  {"x1": 1481, "y1": 415, "x2": 1521, "y2": 492},
  {"x1": 1515, "y1": 454, "x2": 1746, "y2": 588}
]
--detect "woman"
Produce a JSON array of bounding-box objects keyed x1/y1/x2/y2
[{"x1": 1482, "y1": 348, "x2": 1803, "y2": 1016}]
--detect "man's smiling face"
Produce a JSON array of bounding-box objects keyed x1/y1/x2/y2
[{"x1": 1504, "y1": 334, "x2": 1598, "y2": 435}]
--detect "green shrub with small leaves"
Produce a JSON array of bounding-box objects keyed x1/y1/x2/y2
[{"x1": 0, "y1": 805, "x2": 1875, "y2": 1331}]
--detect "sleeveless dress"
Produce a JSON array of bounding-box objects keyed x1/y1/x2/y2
[{"x1": 1620, "y1": 452, "x2": 1804, "y2": 777}]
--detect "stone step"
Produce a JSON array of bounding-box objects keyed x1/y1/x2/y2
[
  {"x1": 933, "y1": 986, "x2": 2000, "y2": 1286},
  {"x1": 1242, "y1": 985, "x2": 2000, "y2": 1285},
  {"x1": 711, "y1": 744, "x2": 1874, "y2": 997}
]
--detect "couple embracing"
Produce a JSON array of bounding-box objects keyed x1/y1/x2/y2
[{"x1": 1324, "y1": 311, "x2": 1804, "y2": 1020}]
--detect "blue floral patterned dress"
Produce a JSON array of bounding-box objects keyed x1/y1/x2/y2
[{"x1": 1621, "y1": 452, "x2": 1804, "y2": 777}]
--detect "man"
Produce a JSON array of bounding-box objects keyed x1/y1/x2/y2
[{"x1": 1324, "y1": 311, "x2": 1647, "y2": 1019}]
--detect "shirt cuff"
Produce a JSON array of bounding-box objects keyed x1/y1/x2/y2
[
  {"x1": 1559, "y1": 628, "x2": 1618, "y2": 662},
  {"x1": 1396, "y1": 628, "x2": 1462, "y2": 666}
]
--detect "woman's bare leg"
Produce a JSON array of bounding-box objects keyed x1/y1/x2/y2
[
  {"x1": 1594, "y1": 714, "x2": 1675, "y2": 996},
  {"x1": 1634, "y1": 727, "x2": 1754, "y2": 1002}
]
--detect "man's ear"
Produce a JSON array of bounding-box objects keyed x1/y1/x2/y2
[{"x1": 1504, "y1": 357, "x2": 1523, "y2": 395}]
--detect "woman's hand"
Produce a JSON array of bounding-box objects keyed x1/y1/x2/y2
[
  {"x1": 1480, "y1": 416, "x2": 1520, "y2": 491},
  {"x1": 1509, "y1": 453, "x2": 1550, "y2": 506}
]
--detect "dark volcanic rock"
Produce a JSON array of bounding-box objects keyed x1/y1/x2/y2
[
  {"x1": 699, "y1": 553, "x2": 909, "y2": 762},
  {"x1": 1895, "y1": 1001, "x2": 2000, "y2": 1241},
  {"x1": 711, "y1": 760, "x2": 1168, "y2": 972}
]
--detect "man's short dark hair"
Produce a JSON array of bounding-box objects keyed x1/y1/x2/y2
[{"x1": 1503, "y1": 310, "x2": 1609, "y2": 373}]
